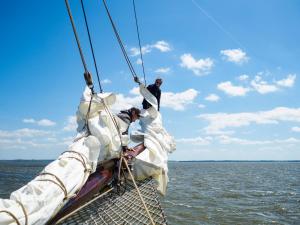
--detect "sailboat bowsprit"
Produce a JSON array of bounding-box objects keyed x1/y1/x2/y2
[{"x1": 47, "y1": 144, "x2": 168, "y2": 225}]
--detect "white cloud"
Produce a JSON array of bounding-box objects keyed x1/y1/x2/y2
[
  {"x1": 155, "y1": 67, "x2": 171, "y2": 74},
  {"x1": 23, "y1": 118, "x2": 56, "y2": 126},
  {"x1": 63, "y1": 116, "x2": 77, "y2": 132},
  {"x1": 102, "y1": 79, "x2": 112, "y2": 84},
  {"x1": 136, "y1": 58, "x2": 142, "y2": 65},
  {"x1": 0, "y1": 128, "x2": 50, "y2": 138},
  {"x1": 276, "y1": 74, "x2": 296, "y2": 87},
  {"x1": 23, "y1": 118, "x2": 35, "y2": 123},
  {"x1": 198, "y1": 104, "x2": 206, "y2": 109},
  {"x1": 37, "y1": 119, "x2": 56, "y2": 126},
  {"x1": 130, "y1": 40, "x2": 171, "y2": 57},
  {"x1": 220, "y1": 48, "x2": 249, "y2": 64},
  {"x1": 177, "y1": 136, "x2": 212, "y2": 145},
  {"x1": 129, "y1": 87, "x2": 140, "y2": 95},
  {"x1": 217, "y1": 81, "x2": 250, "y2": 96},
  {"x1": 0, "y1": 138, "x2": 48, "y2": 150},
  {"x1": 176, "y1": 134, "x2": 300, "y2": 147},
  {"x1": 238, "y1": 74, "x2": 249, "y2": 81},
  {"x1": 152, "y1": 40, "x2": 171, "y2": 52},
  {"x1": 205, "y1": 94, "x2": 220, "y2": 102},
  {"x1": 291, "y1": 126, "x2": 300, "y2": 132},
  {"x1": 130, "y1": 46, "x2": 152, "y2": 56},
  {"x1": 198, "y1": 107, "x2": 300, "y2": 134},
  {"x1": 112, "y1": 94, "x2": 142, "y2": 112},
  {"x1": 250, "y1": 76, "x2": 278, "y2": 94},
  {"x1": 217, "y1": 135, "x2": 300, "y2": 145},
  {"x1": 180, "y1": 53, "x2": 213, "y2": 76},
  {"x1": 161, "y1": 89, "x2": 198, "y2": 111}
]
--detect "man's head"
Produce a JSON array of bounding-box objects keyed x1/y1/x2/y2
[
  {"x1": 155, "y1": 78, "x2": 163, "y2": 87},
  {"x1": 130, "y1": 107, "x2": 141, "y2": 122}
]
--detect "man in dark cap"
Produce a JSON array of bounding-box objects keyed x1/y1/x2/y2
[
  {"x1": 141, "y1": 78, "x2": 163, "y2": 111},
  {"x1": 116, "y1": 107, "x2": 141, "y2": 135}
]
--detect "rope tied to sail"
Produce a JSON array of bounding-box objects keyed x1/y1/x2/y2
[
  {"x1": 0, "y1": 210, "x2": 21, "y2": 225},
  {"x1": 37, "y1": 172, "x2": 70, "y2": 200}
]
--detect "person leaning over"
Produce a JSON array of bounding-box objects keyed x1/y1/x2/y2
[{"x1": 116, "y1": 107, "x2": 141, "y2": 135}]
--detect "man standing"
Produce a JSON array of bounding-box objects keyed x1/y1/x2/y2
[{"x1": 141, "y1": 78, "x2": 163, "y2": 111}]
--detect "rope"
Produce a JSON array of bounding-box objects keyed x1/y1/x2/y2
[
  {"x1": 65, "y1": 0, "x2": 96, "y2": 96},
  {"x1": 37, "y1": 172, "x2": 69, "y2": 200},
  {"x1": 122, "y1": 156, "x2": 156, "y2": 225},
  {"x1": 84, "y1": 93, "x2": 94, "y2": 135},
  {"x1": 16, "y1": 201, "x2": 28, "y2": 225},
  {"x1": 0, "y1": 210, "x2": 21, "y2": 225},
  {"x1": 65, "y1": 0, "x2": 88, "y2": 73},
  {"x1": 103, "y1": 103, "x2": 123, "y2": 146},
  {"x1": 61, "y1": 150, "x2": 89, "y2": 172},
  {"x1": 80, "y1": 0, "x2": 103, "y2": 93},
  {"x1": 132, "y1": 0, "x2": 147, "y2": 85},
  {"x1": 102, "y1": 0, "x2": 139, "y2": 80}
]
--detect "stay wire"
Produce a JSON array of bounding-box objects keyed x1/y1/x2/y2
[
  {"x1": 65, "y1": 0, "x2": 94, "y2": 134},
  {"x1": 102, "y1": 0, "x2": 138, "y2": 80},
  {"x1": 132, "y1": 0, "x2": 146, "y2": 86},
  {"x1": 65, "y1": 0, "x2": 88, "y2": 73},
  {"x1": 80, "y1": 0, "x2": 103, "y2": 93}
]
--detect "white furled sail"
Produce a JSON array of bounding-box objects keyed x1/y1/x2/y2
[
  {"x1": 131, "y1": 84, "x2": 176, "y2": 195},
  {"x1": 0, "y1": 87, "x2": 124, "y2": 225}
]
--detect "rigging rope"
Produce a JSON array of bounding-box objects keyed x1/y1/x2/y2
[
  {"x1": 65, "y1": 0, "x2": 95, "y2": 136},
  {"x1": 132, "y1": 0, "x2": 147, "y2": 86},
  {"x1": 65, "y1": 0, "x2": 88, "y2": 74},
  {"x1": 102, "y1": 0, "x2": 138, "y2": 80},
  {"x1": 80, "y1": 0, "x2": 103, "y2": 93},
  {"x1": 122, "y1": 156, "x2": 155, "y2": 225}
]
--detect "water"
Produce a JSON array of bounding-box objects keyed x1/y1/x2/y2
[{"x1": 0, "y1": 161, "x2": 299, "y2": 225}]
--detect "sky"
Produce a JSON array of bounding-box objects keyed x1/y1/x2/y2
[{"x1": 0, "y1": 0, "x2": 299, "y2": 160}]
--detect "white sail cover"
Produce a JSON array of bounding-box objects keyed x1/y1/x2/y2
[
  {"x1": 131, "y1": 84, "x2": 176, "y2": 195},
  {"x1": 0, "y1": 87, "x2": 125, "y2": 225}
]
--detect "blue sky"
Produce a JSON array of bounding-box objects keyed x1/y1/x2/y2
[{"x1": 0, "y1": 0, "x2": 299, "y2": 160}]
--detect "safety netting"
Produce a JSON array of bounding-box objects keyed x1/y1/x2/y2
[{"x1": 56, "y1": 178, "x2": 167, "y2": 225}]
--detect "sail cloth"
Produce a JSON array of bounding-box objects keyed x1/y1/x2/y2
[
  {"x1": 131, "y1": 84, "x2": 176, "y2": 195},
  {"x1": 0, "y1": 87, "x2": 125, "y2": 225}
]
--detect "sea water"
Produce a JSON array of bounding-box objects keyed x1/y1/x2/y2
[{"x1": 0, "y1": 161, "x2": 299, "y2": 225}]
